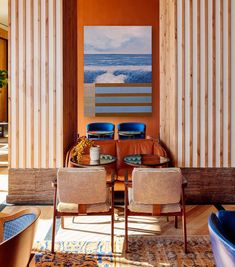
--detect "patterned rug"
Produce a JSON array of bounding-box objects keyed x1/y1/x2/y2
[{"x1": 34, "y1": 235, "x2": 215, "y2": 267}]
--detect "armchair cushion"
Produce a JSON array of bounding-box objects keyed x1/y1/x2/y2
[
  {"x1": 3, "y1": 214, "x2": 36, "y2": 241},
  {"x1": 57, "y1": 188, "x2": 111, "y2": 213},
  {"x1": 128, "y1": 188, "x2": 181, "y2": 213}
]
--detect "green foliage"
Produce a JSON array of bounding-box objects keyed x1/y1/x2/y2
[{"x1": 0, "y1": 70, "x2": 8, "y2": 88}]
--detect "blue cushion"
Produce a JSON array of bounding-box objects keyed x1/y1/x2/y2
[
  {"x1": 4, "y1": 213, "x2": 36, "y2": 241},
  {"x1": 217, "y1": 210, "x2": 235, "y2": 244}
]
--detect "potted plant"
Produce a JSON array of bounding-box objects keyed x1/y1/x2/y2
[{"x1": 0, "y1": 70, "x2": 8, "y2": 89}]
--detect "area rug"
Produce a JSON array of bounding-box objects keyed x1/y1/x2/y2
[{"x1": 34, "y1": 235, "x2": 215, "y2": 267}]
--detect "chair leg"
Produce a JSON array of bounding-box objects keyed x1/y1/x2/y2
[
  {"x1": 125, "y1": 211, "x2": 128, "y2": 252},
  {"x1": 111, "y1": 212, "x2": 114, "y2": 253},
  {"x1": 174, "y1": 216, "x2": 178, "y2": 228},
  {"x1": 61, "y1": 216, "x2": 65, "y2": 229},
  {"x1": 51, "y1": 213, "x2": 56, "y2": 253},
  {"x1": 182, "y1": 213, "x2": 187, "y2": 253}
]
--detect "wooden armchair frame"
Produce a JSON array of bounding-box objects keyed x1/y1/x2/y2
[
  {"x1": 124, "y1": 171, "x2": 187, "y2": 253},
  {"x1": 0, "y1": 207, "x2": 41, "y2": 267},
  {"x1": 51, "y1": 170, "x2": 115, "y2": 253}
]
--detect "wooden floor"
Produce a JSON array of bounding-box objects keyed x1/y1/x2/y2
[{"x1": 1, "y1": 167, "x2": 235, "y2": 266}]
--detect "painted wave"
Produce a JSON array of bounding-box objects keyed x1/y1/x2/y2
[
  {"x1": 84, "y1": 70, "x2": 152, "y2": 83},
  {"x1": 84, "y1": 54, "x2": 152, "y2": 84}
]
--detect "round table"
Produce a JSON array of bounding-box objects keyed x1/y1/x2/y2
[
  {"x1": 124, "y1": 154, "x2": 170, "y2": 167},
  {"x1": 70, "y1": 154, "x2": 116, "y2": 167}
]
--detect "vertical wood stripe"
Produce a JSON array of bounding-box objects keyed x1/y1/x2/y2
[
  {"x1": 9, "y1": 0, "x2": 63, "y2": 168},
  {"x1": 182, "y1": 0, "x2": 185, "y2": 167},
  {"x1": 231, "y1": 0, "x2": 235, "y2": 166},
  {"x1": 197, "y1": 0, "x2": 200, "y2": 167},
  {"x1": 227, "y1": 0, "x2": 231, "y2": 167},
  {"x1": 219, "y1": 0, "x2": 223, "y2": 167},
  {"x1": 212, "y1": 0, "x2": 216, "y2": 166},
  {"x1": 173, "y1": 0, "x2": 235, "y2": 167},
  {"x1": 204, "y1": 0, "x2": 208, "y2": 167}
]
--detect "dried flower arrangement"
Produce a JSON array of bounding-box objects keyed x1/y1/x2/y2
[{"x1": 72, "y1": 136, "x2": 94, "y2": 162}]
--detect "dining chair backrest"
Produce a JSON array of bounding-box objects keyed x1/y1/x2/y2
[
  {"x1": 118, "y1": 122, "x2": 146, "y2": 139},
  {"x1": 57, "y1": 168, "x2": 107, "y2": 204},
  {"x1": 132, "y1": 168, "x2": 182, "y2": 205},
  {"x1": 86, "y1": 122, "x2": 115, "y2": 140}
]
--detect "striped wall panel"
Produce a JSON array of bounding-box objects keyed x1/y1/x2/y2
[
  {"x1": 95, "y1": 83, "x2": 152, "y2": 116},
  {"x1": 160, "y1": 0, "x2": 235, "y2": 168},
  {"x1": 9, "y1": 0, "x2": 63, "y2": 168}
]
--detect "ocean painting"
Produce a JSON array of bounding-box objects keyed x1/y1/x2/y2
[{"x1": 84, "y1": 26, "x2": 152, "y2": 117}]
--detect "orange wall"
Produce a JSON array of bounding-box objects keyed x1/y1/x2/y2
[{"x1": 77, "y1": 0, "x2": 159, "y2": 138}]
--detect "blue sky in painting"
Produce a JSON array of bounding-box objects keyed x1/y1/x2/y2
[{"x1": 84, "y1": 26, "x2": 152, "y2": 54}]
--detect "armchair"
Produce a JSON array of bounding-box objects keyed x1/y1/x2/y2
[
  {"x1": 124, "y1": 168, "x2": 187, "y2": 253},
  {"x1": 0, "y1": 207, "x2": 41, "y2": 267},
  {"x1": 208, "y1": 211, "x2": 235, "y2": 267},
  {"x1": 52, "y1": 167, "x2": 115, "y2": 253}
]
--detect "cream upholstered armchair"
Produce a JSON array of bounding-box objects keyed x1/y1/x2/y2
[
  {"x1": 124, "y1": 168, "x2": 187, "y2": 253},
  {"x1": 52, "y1": 167, "x2": 115, "y2": 253}
]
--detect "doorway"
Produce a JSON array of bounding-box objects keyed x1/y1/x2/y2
[{"x1": 0, "y1": 0, "x2": 8, "y2": 168}]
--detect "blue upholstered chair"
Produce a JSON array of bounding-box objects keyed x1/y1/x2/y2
[
  {"x1": 0, "y1": 208, "x2": 41, "y2": 267},
  {"x1": 118, "y1": 122, "x2": 146, "y2": 139},
  {"x1": 208, "y1": 211, "x2": 235, "y2": 267},
  {"x1": 86, "y1": 122, "x2": 115, "y2": 140}
]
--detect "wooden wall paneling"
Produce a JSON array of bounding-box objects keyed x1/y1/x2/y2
[
  {"x1": 25, "y1": 0, "x2": 33, "y2": 167},
  {"x1": 33, "y1": 0, "x2": 41, "y2": 168},
  {"x1": 18, "y1": 0, "x2": 26, "y2": 168},
  {"x1": 227, "y1": 0, "x2": 231, "y2": 167},
  {"x1": 171, "y1": 0, "x2": 234, "y2": 167},
  {"x1": 207, "y1": 0, "x2": 212, "y2": 167},
  {"x1": 182, "y1": 0, "x2": 185, "y2": 167},
  {"x1": 197, "y1": 0, "x2": 200, "y2": 167},
  {"x1": 192, "y1": 0, "x2": 198, "y2": 167},
  {"x1": 200, "y1": 0, "x2": 205, "y2": 167},
  {"x1": 212, "y1": 0, "x2": 216, "y2": 167},
  {"x1": 48, "y1": 0, "x2": 55, "y2": 167},
  {"x1": 62, "y1": 0, "x2": 78, "y2": 163},
  {"x1": 177, "y1": 0, "x2": 182, "y2": 166},
  {"x1": 159, "y1": 0, "x2": 177, "y2": 165},
  {"x1": 231, "y1": 0, "x2": 235, "y2": 166},
  {"x1": 9, "y1": 0, "x2": 63, "y2": 168},
  {"x1": 189, "y1": 0, "x2": 193, "y2": 167},
  {"x1": 184, "y1": 0, "x2": 190, "y2": 167},
  {"x1": 222, "y1": 0, "x2": 228, "y2": 167},
  {"x1": 204, "y1": 0, "x2": 208, "y2": 167},
  {"x1": 219, "y1": 0, "x2": 223, "y2": 167}
]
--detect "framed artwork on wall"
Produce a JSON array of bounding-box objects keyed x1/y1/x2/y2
[{"x1": 84, "y1": 26, "x2": 152, "y2": 117}]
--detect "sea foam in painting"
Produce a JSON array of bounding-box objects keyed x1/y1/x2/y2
[{"x1": 84, "y1": 26, "x2": 152, "y2": 116}]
